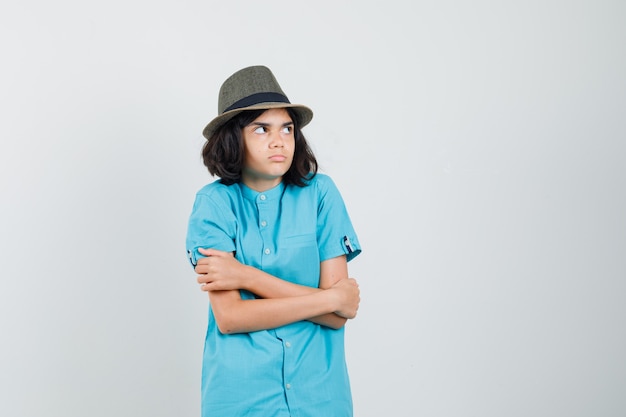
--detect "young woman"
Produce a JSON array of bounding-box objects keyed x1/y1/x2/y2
[{"x1": 186, "y1": 65, "x2": 362, "y2": 417}]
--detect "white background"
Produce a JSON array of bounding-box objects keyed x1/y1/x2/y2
[{"x1": 1, "y1": 1, "x2": 625, "y2": 416}]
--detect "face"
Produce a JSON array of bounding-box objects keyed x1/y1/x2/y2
[{"x1": 241, "y1": 108, "x2": 295, "y2": 191}]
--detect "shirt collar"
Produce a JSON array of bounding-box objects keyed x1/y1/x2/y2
[{"x1": 239, "y1": 181, "x2": 285, "y2": 202}]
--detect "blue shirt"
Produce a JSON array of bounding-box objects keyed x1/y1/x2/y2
[{"x1": 186, "y1": 173, "x2": 361, "y2": 417}]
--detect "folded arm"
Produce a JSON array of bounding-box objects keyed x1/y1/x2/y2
[{"x1": 195, "y1": 248, "x2": 359, "y2": 332}]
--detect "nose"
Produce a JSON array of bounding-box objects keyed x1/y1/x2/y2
[{"x1": 269, "y1": 130, "x2": 284, "y2": 147}]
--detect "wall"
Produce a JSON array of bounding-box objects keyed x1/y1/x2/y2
[{"x1": 1, "y1": 1, "x2": 624, "y2": 416}]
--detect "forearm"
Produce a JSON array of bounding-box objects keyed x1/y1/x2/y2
[
  {"x1": 210, "y1": 289, "x2": 339, "y2": 334},
  {"x1": 239, "y1": 265, "x2": 347, "y2": 329},
  {"x1": 239, "y1": 264, "x2": 316, "y2": 297},
  {"x1": 307, "y1": 313, "x2": 347, "y2": 329}
]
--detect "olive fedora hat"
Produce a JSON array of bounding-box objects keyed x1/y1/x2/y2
[{"x1": 202, "y1": 65, "x2": 314, "y2": 139}]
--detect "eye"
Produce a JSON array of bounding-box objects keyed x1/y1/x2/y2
[
  {"x1": 281, "y1": 126, "x2": 293, "y2": 134},
  {"x1": 253, "y1": 126, "x2": 267, "y2": 134}
]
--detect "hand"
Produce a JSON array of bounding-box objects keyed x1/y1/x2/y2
[
  {"x1": 329, "y1": 278, "x2": 360, "y2": 319},
  {"x1": 195, "y1": 248, "x2": 246, "y2": 292}
]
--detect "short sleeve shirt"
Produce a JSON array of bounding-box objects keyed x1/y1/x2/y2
[{"x1": 186, "y1": 174, "x2": 361, "y2": 417}]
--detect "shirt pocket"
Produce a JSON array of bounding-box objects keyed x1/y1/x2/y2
[
  {"x1": 278, "y1": 233, "x2": 320, "y2": 287},
  {"x1": 281, "y1": 233, "x2": 317, "y2": 248}
]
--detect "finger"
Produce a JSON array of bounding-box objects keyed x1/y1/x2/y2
[
  {"x1": 198, "y1": 248, "x2": 218, "y2": 256},
  {"x1": 196, "y1": 257, "x2": 210, "y2": 265},
  {"x1": 197, "y1": 274, "x2": 210, "y2": 284},
  {"x1": 199, "y1": 248, "x2": 227, "y2": 257}
]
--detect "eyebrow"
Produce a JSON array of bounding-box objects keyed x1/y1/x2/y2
[{"x1": 249, "y1": 121, "x2": 294, "y2": 127}]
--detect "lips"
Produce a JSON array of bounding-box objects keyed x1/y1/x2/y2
[{"x1": 269, "y1": 154, "x2": 287, "y2": 162}]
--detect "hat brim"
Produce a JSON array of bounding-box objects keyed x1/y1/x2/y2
[{"x1": 202, "y1": 102, "x2": 313, "y2": 139}]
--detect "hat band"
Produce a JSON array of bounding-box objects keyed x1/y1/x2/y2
[{"x1": 223, "y1": 92, "x2": 290, "y2": 113}]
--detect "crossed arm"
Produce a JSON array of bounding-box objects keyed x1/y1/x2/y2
[{"x1": 194, "y1": 248, "x2": 360, "y2": 334}]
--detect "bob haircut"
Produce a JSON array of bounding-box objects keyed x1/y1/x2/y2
[{"x1": 202, "y1": 108, "x2": 318, "y2": 187}]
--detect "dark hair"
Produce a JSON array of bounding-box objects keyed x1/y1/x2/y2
[{"x1": 202, "y1": 108, "x2": 318, "y2": 186}]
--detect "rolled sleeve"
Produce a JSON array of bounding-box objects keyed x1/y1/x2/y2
[
  {"x1": 315, "y1": 176, "x2": 362, "y2": 263},
  {"x1": 186, "y1": 187, "x2": 237, "y2": 267}
]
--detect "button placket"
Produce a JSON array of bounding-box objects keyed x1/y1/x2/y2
[
  {"x1": 282, "y1": 339, "x2": 295, "y2": 395},
  {"x1": 257, "y1": 194, "x2": 273, "y2": 259}
]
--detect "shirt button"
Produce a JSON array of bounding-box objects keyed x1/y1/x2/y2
[
  {"x1": 285, "y1": 384, "x2": 291, "y2": 390},
  {"x1": 264, "y1": 248, "x2": 271, "y2": 255},
  {"x1": 260, "y1": 220, "x2": 267, "y2": 227},
  {"x1": 260, "y1": 194, "x2": 266, "y2": 201},
  {"x1": 285, "y1": 342, "x2": 291, "y2": 348}
]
